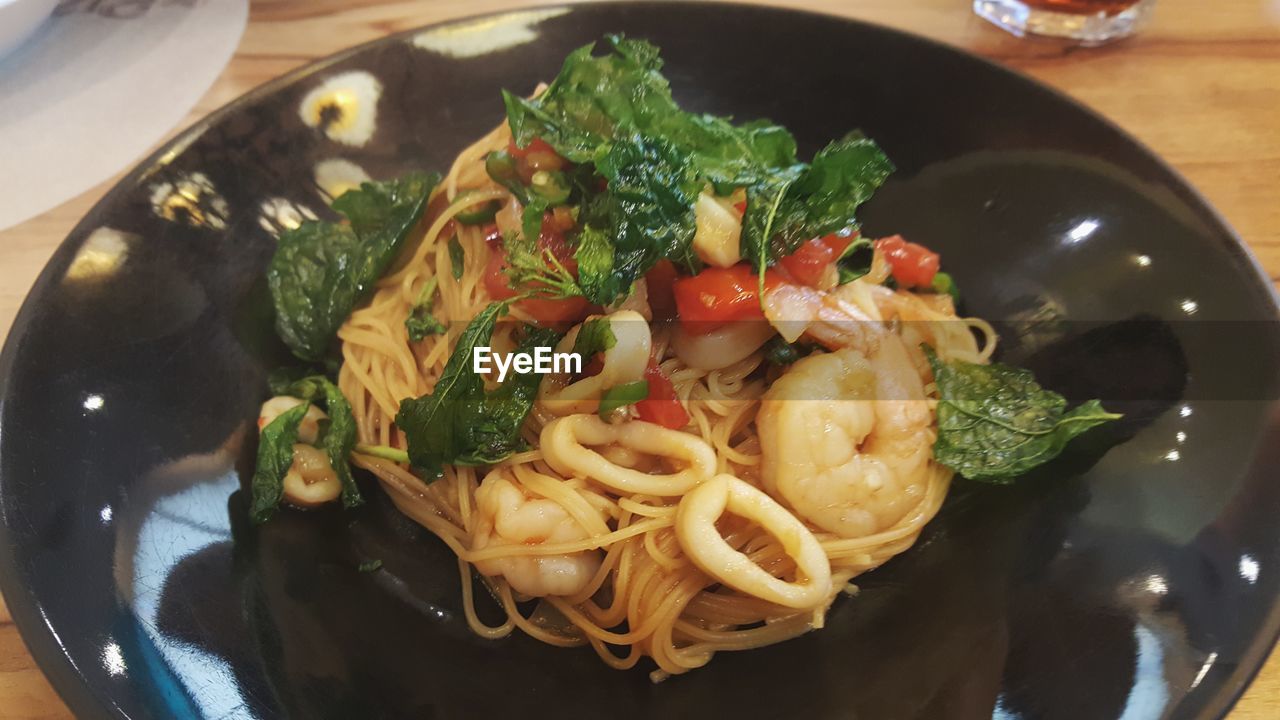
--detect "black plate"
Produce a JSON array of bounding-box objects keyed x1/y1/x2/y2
[{"x1": 2, "y1": 3, "x2": 1278, "y2": 718}]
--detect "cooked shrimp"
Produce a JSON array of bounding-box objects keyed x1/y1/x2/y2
[
  {"x1": 258, "y1": 396, "x2": 327, "y2": 444},
  {"x1": 757, "y1": 338, "x2": 932, "y2": 539},
  {"x1": 471, "y1": 471, "x2": 604, "y2": 597},
  {"x1": 282, "y1": 443, "x2": 342, "y2": 508}
]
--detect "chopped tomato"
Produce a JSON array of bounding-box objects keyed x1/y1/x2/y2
[
  {"x1": 733, "y1": 200, "x2": 747, "y2": 214},
  {"x1": 482, "y1": 248, "x2": 519, "y2": 300},
  {"x1": 636, "y1": 362, "x2": 688, "y2": 429},
  {"x1": 672, "y1": 264, "x2": 782, "y2": 334},
  {"x1": 482, "y1": 223, "x2": 502, "y2": 246},
  {"x1": 644, "y1": 259, "x2": 679, "y2": 321},
  {"x1": 875, "y1": 235, "x2": 940, "y2": 288},
  {"x1": 779, "y1": 232, "x2": 857, "y2": 288},
  {"x1": 519, "y1": 296, "x2": 589, "y2": 325},
  {"x1": 482, "y1": 218, "x2": 588, "y2": 325},
  {"x1": 536, "y1": 216, "x2": 579, "y2": 276}
]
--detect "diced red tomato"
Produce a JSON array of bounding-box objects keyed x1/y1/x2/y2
[
  {"x1": 483, "y1": 249, "x2": 520, "y2": 300},
  {"x1": 482, "y1": 217, "x2": 588, "y2": 325},
  {"x1": 536, "y1": 217, "x2": 578, "y2": 276},
  {"x1": 779, "y1": 232, "x2": 858, "y2": 288},
  {"x1": 482, "y1": 223, "x2": 502, "y2": 246},
  {"x1": 875, "y1": 235, "x2": 940, "y2": 288},
  {"x1": 635, "y1": 362, "x2": 688, "y2": 429},
  {"x1": 733, "y1": 200, "x2": 747, "y2": 214},
  {"x1": 673, "y1": 264, "x2": 782, "y2": 334},
  {"x1": 644, "y1": 259, "x2": 679, "y2": 321}
]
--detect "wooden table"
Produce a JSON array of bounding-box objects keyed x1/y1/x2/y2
[{"x1": 0, "y1": 0, "x2": 1276, "y2": 716}]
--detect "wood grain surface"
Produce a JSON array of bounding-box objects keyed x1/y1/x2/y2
[{"x1": 0, "y1": 0, "x2": 1276, "y2": 717}]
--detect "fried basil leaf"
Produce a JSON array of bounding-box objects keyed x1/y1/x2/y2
[
  {"x1": 579, "y1": 134, "x2": 701, "y2": 303},
  {"x1": 395, "y1": 303, "x2": 562, "y2": 478},
  {"x1": 926, "y1": 347, "x2": 1121, "y2": 481},
  {"x1": 268, "y1": 172, "x2": 440, "y2": 361},
  {"x1": 572, "y1": 316, "x2": 617, "y2": 359}
]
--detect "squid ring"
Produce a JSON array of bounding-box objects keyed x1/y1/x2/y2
[
  {"x1": 675, "y1": 474, "x2": 832, "y2": 610},
  {"x1": 541, "y1": 414, "x2": 716, "y2": 496}
]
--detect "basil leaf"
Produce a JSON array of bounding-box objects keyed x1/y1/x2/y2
[
  {"x1": 250, "y1": 402, "x2": 309, "y2": 524},
  {"x1": 741, "y1": 175, "x2": 798, "y2": 278},
  {"x1": 836, "y1": 236, "x2": 874, "y2": 285},
  {"x1": 504, "y1": 35, "x2": 798, "y2": 181},
  {"x1": 584, "y1": 133, "x2": 702, "y2": 301},
  {"x1": 768, "y1": 134, "x2": 893, "y2": 256},
  {"x1": 573, "y1": 224, "x2": 616, "y2": 302},
  {"x1": 763, "y1": 336, "x2": 808, "y2": 366},
  {"x1": 598, "y1": 380, "x2": 649, "y2": 418},
  {"x1": 268, "y1": 172, "x2": 440, "y2": 361},
  {"x1": 448, "y1": 236, "x2": 466, "y2": 280},
  {"x1": 925, "y1": 347, "x2": 1121, "y2": 482},
  {"x1": 395, "y1": 304, "x2": 562, "y2": 478},
  {"x1": 572, "y1": 317, "x2": 617, "y2": 359}
]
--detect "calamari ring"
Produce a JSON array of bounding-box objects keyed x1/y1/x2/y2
[
  {"x1": 541, "y1": 414, "x2": 716, "y2": 496},
  {"x1": 675, "y1": 474, "x2": 832, "y2": 610}
]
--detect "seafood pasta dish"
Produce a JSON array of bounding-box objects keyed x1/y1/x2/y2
[{"x1": 250, "y1": 36, "x2": 1119, "y2": 680}]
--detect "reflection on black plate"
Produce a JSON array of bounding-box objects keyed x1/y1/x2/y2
[{"x1": 0, "y1": 4, "x2": 1277, "y2": 719}]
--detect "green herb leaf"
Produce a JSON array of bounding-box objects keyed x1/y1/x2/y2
[
  {"x1": 405, "y1": 277, "x2": 447, "y2": 341},
  {"x1": 836, "y1": 236, "x2": 874, "y2": 285},
  {"x1": 504, "y1": 35, "x2": 798, "y2": 181},
  {"x1": 582, "y1": 133, "x2": 702, "y2": 302},
  {"x1": 358, "y1": 559, "x2": 383, "y2": 573},
  {"x1": 763, "y1": 336, "x2": 808, "y2": 366},
  {"x1": 271, "y1": 375, "x2": 365, "y2": 509},
  {"x1": 925, "y1": 347, "x2": 1121, "y2": 482},
  {"x1": 598, "y1": 380, "x2": 649, "y2": 418},
  {"x1": 572, "y1": 317, "x2": 617, "y2": 359},
  {"x1": 448, "y1": 236, "x2": 466, "y2": 280},
  {"x1": 497, "y1": 200, "x2": 582, "y2": 300},
  {"x1": 767, "y1": 134, "x2": 894, "y2": 256},
  {"x1": 395, "y1": 303, "x2": 562, "y2": 478},
  {"x1": 250, "y1": 401, "x2": 310, "y2": 524},
  {"x1": 573, "y1": 224, "x2": 616, "y2": 302},
  {"x1": 741, "y1": 175, "x2": 798, "y2": 288},
  {"x1": 268, "y1": 172, "x2": 440, "y2": 361}
]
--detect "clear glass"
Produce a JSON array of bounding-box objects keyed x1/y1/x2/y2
[{"x1": 973, "y1": 0, "x2": 1155, "y2": 45}]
